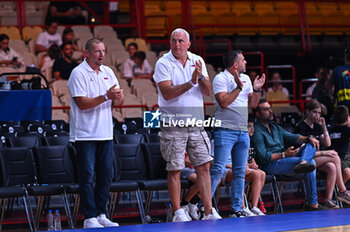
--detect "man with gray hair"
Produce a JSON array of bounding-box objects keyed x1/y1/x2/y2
[
  {"x1": 68, "y1": 38, "x2": 124, "y2": 228},
  {"x1": 210, "y1": 50, "x2": 265, "y2": 218},
  {"x1": 153, "y1": 28, "x2": 221, "y2": 222}
]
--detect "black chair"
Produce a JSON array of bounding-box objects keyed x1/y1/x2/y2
[
  {"x1": 8, "y1": 135, "x2": 41, "y2": 148},
  {"x1": 42, "y1": 134, "x2": 70, "y2": 146},
  {"x1": 274, "y1": 174, "x2": 307, "y2": 214},
  {"x1": 0, "y1": 147, "x2": 37, "y2": 231},
  {"x1": 19, "y1": 120, "x2": 43, "y2": 133},
  {"x1": 43, "y1": 120, "x2": 67, "y2": 132},
  {"x1": 141, "y1": 143, "x2": 191, "y2": 215},
  {"x1": 145, "y1": 133, "x2": 160, "y2": 143},
  {"x1": 30, "y1": 145, "x2": 75, "y2": 229},
  {"x1": 115, "y1": 134, "x2": 145, "y2": 144},
  {"x1": 109, "y1": 144, "x2": 146, "y2": 224}
]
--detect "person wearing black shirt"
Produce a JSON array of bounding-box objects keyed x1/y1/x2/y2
[
  {"x1": 52, "y1": 42, "x2": 78, "y2": 80},
  {"x1": 295, "y1": 99, "x2": 350, "y2": 208}
]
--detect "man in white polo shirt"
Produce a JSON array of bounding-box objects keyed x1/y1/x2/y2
[
  {"x1": 68, "y1": 39, "x2": 124, "y2": 228},
  {"x1": 153, "y1": 28, "x2": 221, "y2": 222},
  {"x1": 210, "y1": 50, "x2": 265, "y2": 218}
]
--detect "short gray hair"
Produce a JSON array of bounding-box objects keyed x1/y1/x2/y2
[
  {"x1": 171, "y1": 28, "x2": 190, "y2": 41},
  {"x1": 85, "y1": 38, "x2": 103, "y2": 51}
]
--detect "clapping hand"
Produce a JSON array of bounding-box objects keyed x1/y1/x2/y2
[{"x1": 253, "y1": 73, "x2": 266, "y2": 90}]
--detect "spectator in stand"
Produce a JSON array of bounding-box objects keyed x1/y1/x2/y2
[
  {"x1": 0, "y1": 33, "x2": 23, "y2": 68},
  {"x1": 52, "y1": 42, "x2": 78, "y2": 80},
  {"x1": 131, "y1": 51, "x2": 153, "y2": 80},
  {"x1": 46, "y1": 1, "x2": 85, "y2": 25},
  {"x1": 312, "y1": 68, "x2": 334, "y2": 120},
  {"x1": 62, "y1": 28, "x2": 79, "y2": 51},
  {"x1": 35, "y1": 20, "x2": 62, "y2": 55},
  {"x1": 39, "y1": 44, "x2": 60, "y2": 73},
  {"x1": 327, "y1": 46, "x2": 350, "y2": 107},
  {"x1": 306, "y1": 67, "x2": 324, "y2": 100},
  {"x1": 266, "y1": 72, "x2": 290, "y2": 110},
  {"x1": 252, "y1": 99, "x2": 322, "y2": 210},
  {"x1": 123, "y1": 43, "x2": 152, "y2": 85},
  {"x1": 267, "y1": 71, "x2": 289, "y2": 97},
  {"x1": 329, "y1": 105, "x2": 350, "y2": 184},
  {"x1": 295, "y1": 99, "x2": 350, "y2": 208}
]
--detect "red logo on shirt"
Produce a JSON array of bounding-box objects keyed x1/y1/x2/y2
[{"x1": 104, "y1": 77, "x2": 108, "y2": 80}]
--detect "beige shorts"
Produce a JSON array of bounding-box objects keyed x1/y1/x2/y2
[{"x1": 159, "y1": 126, "x2": 212, "y2": 171}]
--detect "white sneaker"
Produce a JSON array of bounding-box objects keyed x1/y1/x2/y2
[
  {"x1": 172, "y1": 208, "x2": 191, "y2": 222},
  {"x1": 202, "y1": 208, "x2": 222, "y2": 220},
  {"x1": 180, "y1": 205, "x2": 192, "y2": 221},
  {"x1": 97, "y1": 214, "x2": 119, "y2": 227},
  {"x1": 242, "y1": 207, "x2": 257, "y2": 217},
  {"x1": 251, "y1": 207, "x2": 265, "y2": 216},
  {"x1": 187, "y1": 203, "x2": 200, "y2": 220},
  {"x1": 83, "y1": 217, "x2": 104, "y2": 228}
]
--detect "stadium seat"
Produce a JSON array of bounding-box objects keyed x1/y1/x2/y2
[
  {"x1": 0, "y1": 26, "x2": 21, "y2": 40},
  {"x1": 94, "y1": 25, "x2": 117, "y2": 39}
]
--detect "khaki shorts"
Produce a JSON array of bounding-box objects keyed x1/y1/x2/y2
[{"x1": 159, "y1": 126, "x2": 212, "y2": 171}]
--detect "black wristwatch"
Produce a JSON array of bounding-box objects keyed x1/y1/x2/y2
[
  {"x1": 236, "y1": 85, "x2": 242, "y2": 91},
  {"x1": 253, "y1": 88, "x2": 260, "y2": 92},
  {"x1": 199, "y1": 75, "x2": 205, "y2": 81}
]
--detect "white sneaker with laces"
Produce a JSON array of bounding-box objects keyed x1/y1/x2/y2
[
  {"x1": 202, "y1": 208, "x2": 222, "y2": 220},
  {"x1": 187, "y1": 203, "x2": 200, "y2": 220},
  {"x1": 97, "y1": 214, "x2": 119, "y2": 227},
  {"x1": 173, "y1": 208, "x2": 191, "y2": 222},
  {"x1": 180, "y1": 205, "x2": 192, "y2": 221},
  {"x1": 83, "y1": 217, "x2": 104, "y2": 228},
  {"x1": 251, "y1": 207, "x2": 266, "y2": 216},
  {"x1": 242, "y1": 207, "x2": 257, "y2": 217}
]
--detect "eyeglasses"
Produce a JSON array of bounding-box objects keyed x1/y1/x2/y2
[{"x1": 260, "y1": 107, "x2": 273, "y2": 112}]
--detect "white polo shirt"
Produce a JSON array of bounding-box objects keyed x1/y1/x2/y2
[
  {"x1": 153, "y1": 51, "x2": 208, "y2": 122},
  {"x1": 213, "y1": 69, "x2": 252, "y2": 131},
  {"x1": 68, "y1": 60, "x2": 119, "y2": 142}
]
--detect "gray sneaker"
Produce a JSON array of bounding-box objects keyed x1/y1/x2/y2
[
  {"x1": 172, "y1": 208, "x2": 191, "y2": 222},
  {"x1": 322, "y1": 199, "x2": 340, "y2": 209},
  {"x1": 180, "y1": 205, "x2": 192, "y2": 221},
  {"x1": 336, "y1": 190, "x2": 350, "y2": 205}
]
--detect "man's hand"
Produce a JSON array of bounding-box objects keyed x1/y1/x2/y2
[
  {"x1": 309, "y1": 137, "x2": 320, "y2": 151},
  {"x1": 233, "y1": 70, "x2": 243, "y2": 89},
  {"x1": 191, "y1": 60, "x2": 202, "y2": 85},
  {"x1": 253, "y1": 73, "x2": 266, "y2": 90},
  {"x1": 107, "y1": 84, "x2": 124, "y2": 101},
  {"x1": 285, "y1": 146, "x2": 300, "y2": 157}
]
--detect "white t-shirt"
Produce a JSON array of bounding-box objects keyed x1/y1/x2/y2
[
  {"x1": 36, "y1": 31, "x2": 62, "y2": 49},
  {"x1": 213, "y1": 70, "x2": 253, "y2": 131},
  {"x1": 123, "y1": 58, "x2": 152, "y2": 79},
  {"x1": 0, "y1": 48, "x2": 24, "y2": 65},
  {"x1": 153, "y1": 51, "x2": 208, "y2": 122},
  {"x1": 68, "y1": 60, "x2": 119, "y2": 142}
]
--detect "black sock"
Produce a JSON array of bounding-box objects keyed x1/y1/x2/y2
[
  {"x1": 180, "y1": 200, "x2": 189, "y2": 206},
  {"x1": 190, "y1": 195, "x2": 200, "y2": 204}
]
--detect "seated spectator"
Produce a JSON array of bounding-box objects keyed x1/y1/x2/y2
[
  {"x1": 312, "y1": 68, "x2": 333, "y2": 120},
  {"x1": 306, "y1": 67, "x2": 324, "y2": 100},
  {"x1": 295, "y1": 99, "x2": 350, "y2": 208},
  {"x1": 52, "y1": 42, "x2": 78, "y2": 80},
  {"x1": 123, "y1": 43, "x2": 152, "y2": 85},
  {"x1": 0, "y1": 33, "x2": 23, "y2": 68},
  {"x1": 132, "y1": 51, "x2": 153, "y2": 79},
  {"x1": 266, "y1": 72, "x2": 290, "y2": 110},
  {"x1": 329, "y1": 105, "x2": 350, "y2": 184},
  {"x1": 46, "y1": 1, "x2": 85, "y2": 25},
  {"x1": 39, "y1": 44, "x2": 60, "y2": 73},
  {"x1": 35, "y1": 20, "x2": 62, "y2": 55},
  {"x1": 252, "y1": 99, "x2": 321, "y2": 210},
  {"x1": 62, "y1": 28, "x2": 79, "y2": 51}
]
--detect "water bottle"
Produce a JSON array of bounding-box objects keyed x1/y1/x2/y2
[
  {"x1": 53, "y1": 210, "x2": 62, "y2": 230},
  {"x1": 166, "y1": 202, "x2": 173, "y2": 222},
  {"x1": 47, "y1": 210, "x2": 54, "y2": 231}
]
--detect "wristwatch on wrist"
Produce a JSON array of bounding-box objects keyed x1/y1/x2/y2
[
  {"x1": 236, "y1": 85, "x2": 242, "y2": 91},
  {"x1": 103, "y1": 93, "x2": 108, "y2": 101},
  {"x1": 199, "y1": 75, "x2": 205, "y2": 81},
  {"x1": 253, "y1": 88, "x2": 260, "y2": 92},
  {"x1": 282, "y1": 152, "x2": 285, "y2": 158}
]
